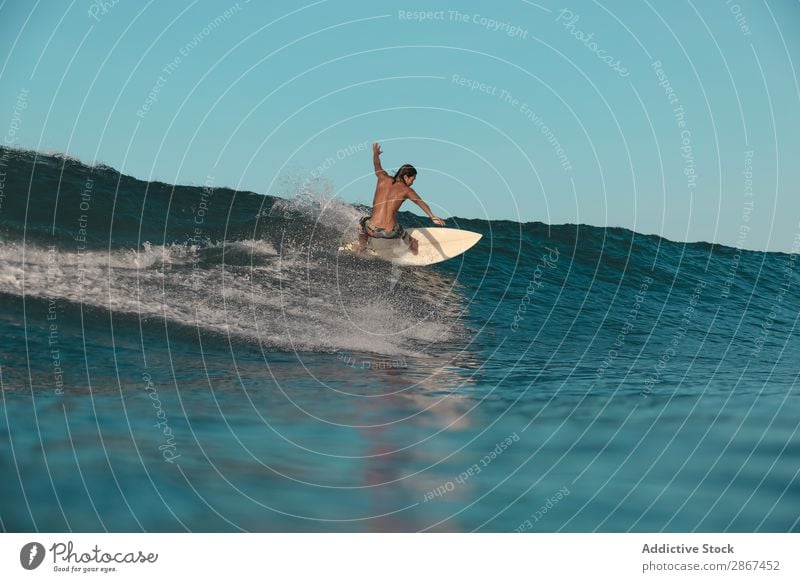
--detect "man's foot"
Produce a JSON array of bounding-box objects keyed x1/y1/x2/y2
[{"x1": 409, "y1": 236, "x2": 419, "y2": 255}]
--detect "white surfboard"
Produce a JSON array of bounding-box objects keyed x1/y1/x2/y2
[{"x1": 339, "y1": 227, "x2": 482, "y2": 266}]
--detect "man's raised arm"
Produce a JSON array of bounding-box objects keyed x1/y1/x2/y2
[{"x1": 373, "y1": 142, "x2": 389, "y2": 177}]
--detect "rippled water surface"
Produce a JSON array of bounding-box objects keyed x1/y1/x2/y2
[{"x1": 1, "y1": 148, "x2": 798, "y2": 531}]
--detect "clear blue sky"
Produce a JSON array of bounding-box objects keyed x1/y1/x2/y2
[{"x1": 1, "y1": 0, "x2": 798, "y2": 252}]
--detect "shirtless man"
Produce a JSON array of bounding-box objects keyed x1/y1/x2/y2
[{"x1": 356, "y1": 142, "x2": 445, "y2": 255}]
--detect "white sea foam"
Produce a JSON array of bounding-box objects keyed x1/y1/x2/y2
[
  {"x1": 0, "y1": 238, "x2": 458, "y2": 357},
  {"x1": 272, "y1": 173, "x2": 365, "y2": 238}
]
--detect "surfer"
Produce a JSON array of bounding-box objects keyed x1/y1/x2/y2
[{"x1": 355, "y1": 142, "x2": 445, "y2": 255}]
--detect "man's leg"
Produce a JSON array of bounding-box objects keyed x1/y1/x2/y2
[
  {"x1": 355, "y1": 217, "x2": 369, "y2": 252},
  {"x1": 400, "y1": 228, "x2": 418, "y2": 255},
  {"x1": 356, "y1": 229, "x2": 368, "y2": 252}
]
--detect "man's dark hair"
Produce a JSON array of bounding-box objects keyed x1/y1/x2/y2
[{"x1": 392, "y1": 164, "x2": 417, "y2": 184}]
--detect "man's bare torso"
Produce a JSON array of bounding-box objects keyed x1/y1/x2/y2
[{"x1": 369, "y1": 175, "x2": 410, "y2": 230}]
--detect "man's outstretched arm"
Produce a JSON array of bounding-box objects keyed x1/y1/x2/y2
[
  {"x1": 373, "y1": 142, "x2": 389, "y2": 177},
  {"x1": 407, "y1": 189, "x2": 445, "y2": 226}
]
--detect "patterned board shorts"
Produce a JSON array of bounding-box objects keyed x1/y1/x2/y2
[{"x1": 359, "y1": 215, "x2": 410, "y2": 243}]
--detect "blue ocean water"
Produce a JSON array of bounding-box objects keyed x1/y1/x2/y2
[{"x1": 1, "y1": 146, "x2": 798, "y2": 532}]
